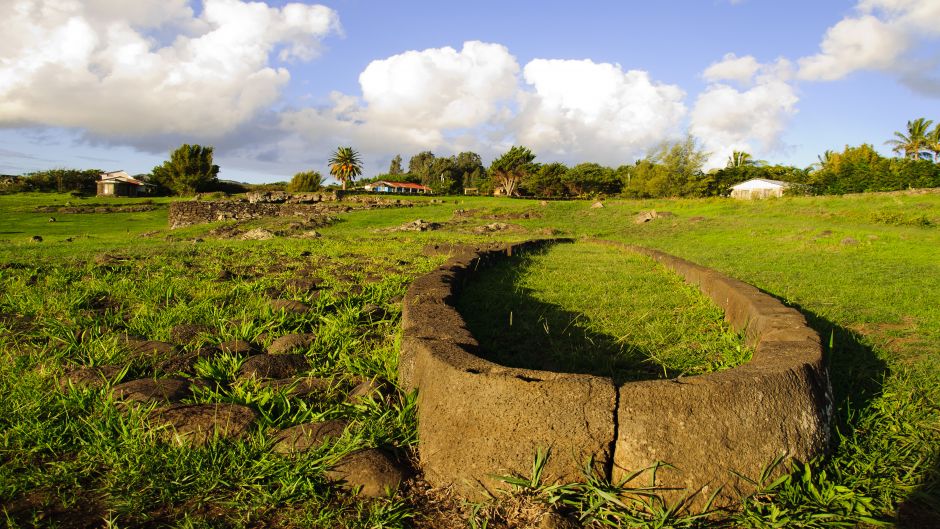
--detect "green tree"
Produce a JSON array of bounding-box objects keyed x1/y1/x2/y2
[
  {"x1": 328, "y1": 146, "x2": 363, "y2": 190},
  {"x1": 886, "y1": 118, "x2": 934, "y2": 160},
  {"x1": 563, "y1": 163, "x2": 621, "y2": 196},
  {"x1": 524, "y1": 162, "x2": 568, "y2": 196},
  {"x1": 24, "y1": 168, "x2": 101, "y2": 194},
  {"x1": 408, "y1": 151, "x2": 436, "y2": 186},
  {"x1": 288, "y1": 170, "x2": 323, "y2": 192},
  {"x1": 151, "y1": 144, "x2": 220, "y2": 195},
  {"x1": 489, "y1": 146, "x2": 536, "y2": 196},
  {"x1": 389, "y1": 154, "x2": 403, "y2": 175}
]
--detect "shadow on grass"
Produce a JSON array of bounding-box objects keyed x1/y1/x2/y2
[
  {"x1": 791, "y1": 304, "x2": 939, "y2": 527},
  {"x1": 455, "y1": 246, "x2": 668, "y2": 384}
]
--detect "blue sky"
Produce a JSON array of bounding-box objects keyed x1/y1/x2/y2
[{"x1": 1, "y1": 0, "x2": 938, "y2": 183}]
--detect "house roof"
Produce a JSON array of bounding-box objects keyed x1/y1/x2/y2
[
  {"x1": 99, "y1": 170, "x2": 144, "y2": 186},
  {"x1": 730, "y1": 178, "x2": 792, "y2": 189},
  {"x1": 372, "y1": 180, "x2": 432, "y2": 191}
]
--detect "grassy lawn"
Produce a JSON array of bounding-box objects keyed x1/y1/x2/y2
[
  {"x1": 0, "y1": 191, "x2": 938, "y2": 527},
  {"x1": 458, "y1": 241, "x2": 750, "y2": 382}
]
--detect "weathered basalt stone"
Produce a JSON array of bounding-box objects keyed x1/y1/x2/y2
[
  {"x1": 59, "y1": 365, "x2": 122, "y2": 391},
  {"x1": 267, "y1": 333, "x2": 315, "y2": 355},
  {"x1": 325, "y1": 449, "x2": 406, "y2": 497},
  {"x1": 346, "y1": 377, "x2": 392, "y2": 404},
  {"x1": 271, "y1": 419, "x2": 348, "y2": 455},
  {"x1": 270, "y1": 300, "x2": 312, "y2": 314},
  {"x1": 238, "y1": 354, "x2": 309, "y2": 380},
  {"x1": 259, "y1": 376, "x2": 332, "y2": 397},
  {"x1": 401, "y1": 238, "x2": 831, "y2": 507},
  {"x1": 151, "y1": 403, "x2": 257, "y2": 446},
  {"x1": 218, "y1": 339, "x2": 256, "y2": 356},
  {"x1": 112, "y1": 377, "x2": 191, "y2": 405}
]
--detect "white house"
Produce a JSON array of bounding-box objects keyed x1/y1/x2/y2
[
  {"x1": 97, "y1": 170, "x2": 147, "y2": 197},
  {"x1": 363, "y1": 180, "x2": 432, "y2": 194},
  {"x1": 730, "y1": 178, "x2": 792, "y2": 199}
]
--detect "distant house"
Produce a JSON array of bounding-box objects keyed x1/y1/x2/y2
[
  {"x1": 730, "y1": 178, "x2": 791, "y2": 199},
  {"x1": 363, "y1": 180, "x2": 432, "y2": 194},
  {"x1": 97, "y1": 170, "x2": 146, "y2": 197}
]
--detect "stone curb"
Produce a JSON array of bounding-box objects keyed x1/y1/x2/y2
[{"x1": 400, "y1": 239, "x2": 832, "y2": 506}]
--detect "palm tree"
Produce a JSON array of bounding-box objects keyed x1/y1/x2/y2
[
  {"x1": 328, "y1": 147, "x2": 363, "y2": 190},
  {"x1": 928, "y1": 123, "x2": 940, "y2": 163},
  {"x1": 885, "y1": 118, "x2": 933, "y2": 160},
  {"x1": 812, "y1": 149, "x2": 836, "y2": 171},
  {"x1": 726, "y1": 150, "x2": 765, "y2": 168}
]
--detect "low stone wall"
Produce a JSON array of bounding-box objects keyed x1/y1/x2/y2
[
  {"x1": 400, "y1": 239, "x2": 832, "y2": 506},
  {"x1": 167, "y1": 197, "x2": 412, "y2": 229}
]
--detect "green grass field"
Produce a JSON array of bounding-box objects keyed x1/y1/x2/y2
[{"x1": 1, "y1": 190, "x2": 938, "y2": 528}]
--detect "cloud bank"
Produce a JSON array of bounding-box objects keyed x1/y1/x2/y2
[{"x1": 0, "y1": 0, "x2": 341, "y2": 139}]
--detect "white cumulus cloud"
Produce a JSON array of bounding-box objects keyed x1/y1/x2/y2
[
  {"x1": 514, "y1": 59, "x2": 687, "y2": 165},
  {"x1": 0, "y1": 0, "x2": 341, "y2": 140},
  {"x1": 703, "y1": 53, "x2": 762, "y2": 85},
  {"x1": 798, "y1": 0, "x2": 940, "y2": 94},
  {"x1": 280, "y1": 41, "x2": 520, "y2": 164},
  {"x1": 692, "y1": 59, "x2": 799, "y2": 169}
]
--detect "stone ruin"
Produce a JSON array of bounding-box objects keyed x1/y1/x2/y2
[
  {"x1": 167, "y1": 192, "x2": 416, "y2": 229},
  {"x1": 400, "y1": 239, "x2": 832, "y2": 507}
]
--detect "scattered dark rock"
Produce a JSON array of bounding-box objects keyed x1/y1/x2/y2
[
  {"x1": 121, "y1": 336, "x2": 177, "y2": 358},
  {"x1": 347, "y1": 377, "x2": 392, "y2": 404},
  {"x1": 150, "y1": 403, "x2": 257, "y2": 446},
  {"x1": 270, "y1": 299, "x2": 312, "y2": 314},
  {"x1": 272, "y1": 420, "x2": 349, "y2": 455},
  {"x1": 284, "y1": 277, "x2": 324, "y2": 293},
  {"x1": 112, "y1": 377, "x2": 191, "y2": 405},
  {"x1": 267, "y1": 333, "x2": 315, "y2": 355},
  {"x1": 360, "y1": 304, "x2": 387, "y2": 321},
  {"x1": 238, "y1": 354, "x2": 309, "y2": 380},
  {"x1": 472, "y1": 222, "x2": 512, "y2": 234},
  {"x1": 58, "y1": 365, "x2": 122, "y2": 391},
  {"x1": 258, "y1": 376, "x2": 332, "y2": 398},
  {"x1": 325, "y1": 449, "x2": 406, "y2": 497},
  {"x1": 389, "y1": 219, "x2": 441, "y2": 232},
  {"x1": 156, "y1": 346, "x2": 218, "y2": 375},
  {"x1": 218, "y1": 339, "x2": 256, "y2": 356},
  {"x1": 170, "y1": 324, "x2": 211, "y2": 344}
]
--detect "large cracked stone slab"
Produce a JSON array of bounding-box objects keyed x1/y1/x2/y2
[
  {"x1": 271, "y1": 419, "x2": 348, "y2": 455},
  {"x1": 325, "y1": 449, "x2": 406, "y2": 497},
  {"x1": 238, "y1": 354, "x2": 309, "y2": 380},
  {"x1": 150, "y1": 403, "x2": 257, "y2": 446}
]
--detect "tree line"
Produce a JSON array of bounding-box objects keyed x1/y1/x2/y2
[{"x1": 5, "y1": 117, "x2": 938, "y2": 197}]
